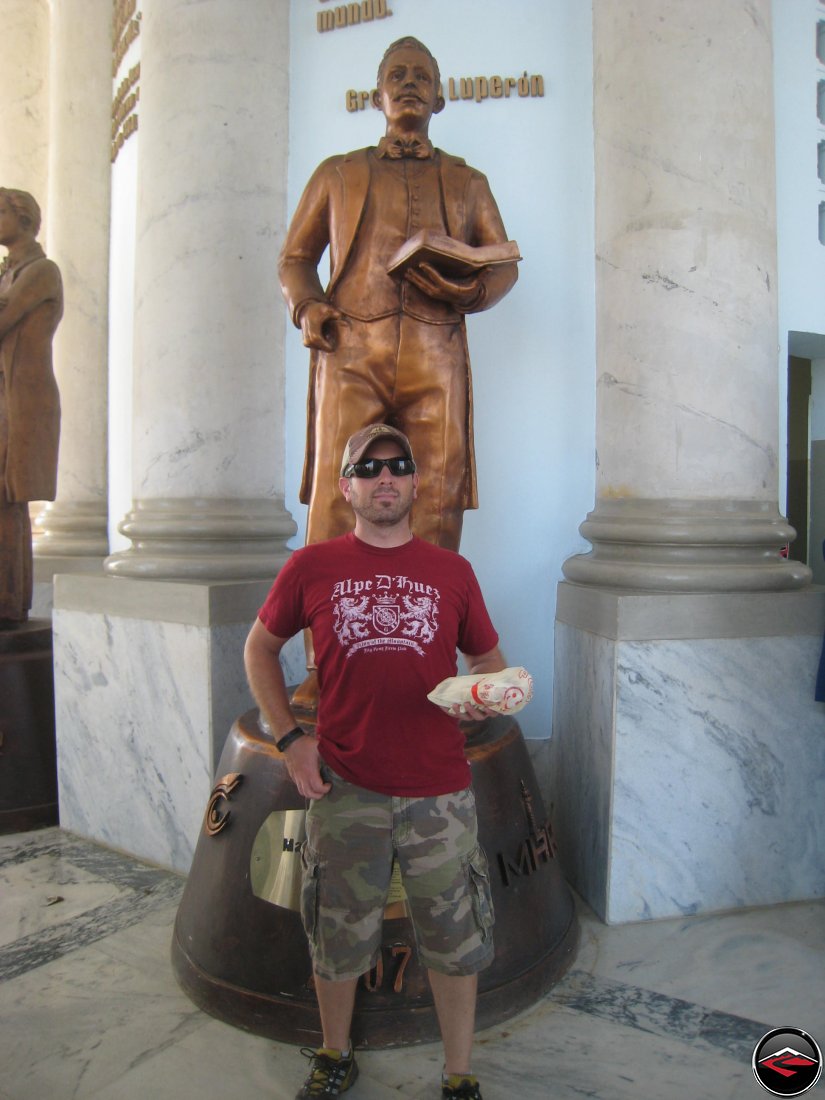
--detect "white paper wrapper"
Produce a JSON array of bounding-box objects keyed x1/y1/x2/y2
[{"x1": 426, "y1": 666, "x2": 534, "y2": 715}]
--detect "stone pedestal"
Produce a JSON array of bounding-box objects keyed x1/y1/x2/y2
[
  {"x1": 0, "y1": 621, "x2": 57, "y2": 834},
  {"x1": 549, "y1": 582, "x2": 825, "y2": 923},
  {"x1": 32, "y1": 555, "x2": 105, "y2": 619},
  {"x1": 53, "y1": 575, "x2": 274, "y2": 872}
]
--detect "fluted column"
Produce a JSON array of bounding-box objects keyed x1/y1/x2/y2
[
  {"x1": 105, "y1": 0, "x2": 295, "y2": 580},
  {"x1": 564, "y1": 0, "x2": 810, "y2": 591},
  {"x1": 35, "y1": 0, "x2": 112, "y2": 559},
  {"x1": 0, "y1": 0, "x2": 49, "y2": 205}
]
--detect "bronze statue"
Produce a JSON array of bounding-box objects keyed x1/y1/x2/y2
[
  {"x1": 0, "y1": 189, "x2": 63, "y2": 627},
  {"x1": 279, "y1": 37, "x2": 518, "y2": 703}
]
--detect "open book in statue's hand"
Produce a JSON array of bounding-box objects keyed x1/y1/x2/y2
[
  {"x1": 427, "y1": 666, "x2": 534, "y2": 716},
  {"x1": 387, "y1": 230, "x2": 522, "y2": 279}
]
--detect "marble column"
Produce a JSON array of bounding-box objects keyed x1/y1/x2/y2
[
  {"x1": 564, "y1": 0, "x2": 809, "y2": 591},
  {"x1": 54, "y1": 0, "x2": 296, "y2": 871},
  {"x1": 104, "y1": 0, "x2": 295, "y2": 580},
  {"x1": 550, "y1": 0, "x2": 825, "y2": 924},
  {"x1": 0, "y1": 0, "x2": 49, "y2": 208},
  {"x1": 33, "y1": 0, "x2": 112, "y2": 605}
]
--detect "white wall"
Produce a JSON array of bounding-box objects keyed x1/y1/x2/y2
[
  {"x1": 108, "y1": 34, "x2": 140, "y2": 554},
  {"x1": 285, "y1": 0, "x2": 596, "y2": 737}
]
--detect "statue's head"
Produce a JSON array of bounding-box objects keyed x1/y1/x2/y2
[
  {"x1": 0, "y1": 189, "x2": 41, "y2": 238},
  {"x1": 377, "y1": 37, "x2": 440, "y2": 90},
  {"x1": 373, "y1": 36, "x2": 445, "y2": 122}
]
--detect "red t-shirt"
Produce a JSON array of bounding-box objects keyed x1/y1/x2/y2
[{"x1": 258, "y1": 533, "x2": 499, "y2": 796}]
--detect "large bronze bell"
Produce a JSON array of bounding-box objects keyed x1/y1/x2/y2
[{"x1": 172, "y1": 709, "x2": 578, "y2": 1047}]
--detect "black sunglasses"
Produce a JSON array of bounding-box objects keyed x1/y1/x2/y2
[{"x1": 343, "y1": 456, "x2": 417, "y2": 478}]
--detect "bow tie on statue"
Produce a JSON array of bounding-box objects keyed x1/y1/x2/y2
[{"x1": 378, "y1": 135, "x2": 434, "y2": 160}]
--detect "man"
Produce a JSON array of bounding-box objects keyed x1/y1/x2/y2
[
  {"x1": 279, "y1": 37, "x2": 518, "y2": 703},
  {"x1": 245, "y1": 424, "x2": 508, "y2": 1100}
]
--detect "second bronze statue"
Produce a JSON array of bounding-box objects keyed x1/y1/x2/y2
[{"x1": 0, "y1": 189, "x2": 63, "y2": 628}]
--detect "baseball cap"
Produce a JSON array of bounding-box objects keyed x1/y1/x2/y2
[{"x1": 340, "y1": 423, "x2": 415, "y2": 475}]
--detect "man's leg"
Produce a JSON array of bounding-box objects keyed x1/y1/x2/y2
[
  {"x1": 304, "y1": 317, "x2": 400, "y2": 547},
  {"x1": 396, "y1": 788, "x2": 494, "y2": 1095},
  {"x1": 394, "y1": 317, "x2": 472, "y2": 551},
  {"x1": 313, "y1": 974, "x2": 359, "y2": 1051},
  {"x1": 428, "y1": 969, "x2": 478, "y2": 1075},
  {"x1": 296, "y1": 978, "x2": 360, "y2": 1100},
  {"x1": 294, "y1": 318, "x2": 399, "y2": 708}
]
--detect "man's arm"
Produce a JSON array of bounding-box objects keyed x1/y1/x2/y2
[
  {"x1": 0, "y1": 261, "x2": 61, "y2": 339},
  {"x1": 465, "y1": 644, "x2": 507, "y2": 676},
  {"x1": 244, "y1": 619, "x2": 331, "y2": 799},
  {"x1": 278, "y1": 158, "x2": 346, "y2": 351},
  {"x1": 403, "y1": 170, "x2": 518, "y2": 312}
]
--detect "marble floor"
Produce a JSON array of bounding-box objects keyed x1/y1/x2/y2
[{"x1": 1, "y1": 827, "x2": 823, "y2": 1100}]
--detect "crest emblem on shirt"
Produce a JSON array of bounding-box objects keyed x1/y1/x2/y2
[{"x1": 372, "y1": 597, "x2": 400, "y2": 635}]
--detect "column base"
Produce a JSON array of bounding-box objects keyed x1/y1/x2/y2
[
  {"x1": 550, "y1": 582, "x2": 825, "y2": 923},
  {"x1": 33, "y1": 500, "x2": 109, "y2": 557},
  {"x1": 105, "y1": 497, "x2": 297, "y2": 581},
  {"x1": 563, "y1": 498, "x2": 812, "y2": 591}
]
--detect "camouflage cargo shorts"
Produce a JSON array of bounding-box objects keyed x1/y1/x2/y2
[{"x1": 300, "y1": 767, "x2": 495, "y2": 981}]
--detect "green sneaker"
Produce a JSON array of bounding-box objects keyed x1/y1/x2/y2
[
  {"x1": 296, "y1": 1047, "x2": 359, "y2": 1097},
  {"x1": 442, "y1": 1074, "x2": 483, "y2": 1099}
]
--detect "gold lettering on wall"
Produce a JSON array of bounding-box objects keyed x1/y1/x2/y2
[
  {"x1": 345, "y1": 73, "x2": 545, "y2": 112},
  {"x1": 317, "y1": 0, "x2": 392, "y2": 33},
  {"x1": 112, "y1": 13, "x2": 141, "y2": 77},
  {"x1": 111, "y1": 1, "x2": 141, "y2": 161},
  {"x1": 112, "y1": 0, "x2": 137, "y2": 46}
]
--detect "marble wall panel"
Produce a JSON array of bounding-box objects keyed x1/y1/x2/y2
[
  {"x1": 53, "y1": 609, "x2": 254, "y2": 873},
  {"x1": 610, "y1": 635, "x2": 825, "y2": 922},
  {"x1": 553, "y1": 623, "x2": 825, "y2": 924},
  {"x1": 550, "y1": 622, "x2": 616, "y2": 918}
]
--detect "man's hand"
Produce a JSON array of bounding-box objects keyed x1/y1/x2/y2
[
  {"x1": 442, "y1": 700, "x2": 498, "y2": 721},
  {"x1": 440, "y1": 644, "x2": 508, "y2": 721},
  {"x1": 282, "y1": 734, "x2": 332, "y2": 800},
  {"x1": 298, "y1": 300, "x2": 346, "y2": 352},
  {"x1": 404, "y1": 262, "x2": 484, "y2": 309}
]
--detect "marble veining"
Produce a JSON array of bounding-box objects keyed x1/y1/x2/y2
[
  {"x1": 1, "y1": 828, "x2": 822, "y2": 1100},
  {"x1": 550, "y1": 969, "x2": 767, "y2": 1063},
  {"x1": 610, "y1": 635, "x2": 825, "y2": 922},
  {"x1": 53, "y1": 608, "x2": 256, "y2": 873},
  {"x1": 0, "y1": 831, "x2": 183, "y2": 983},
  {"x1": 552, "y1": 624, "x2": 825, "y2": 924}
]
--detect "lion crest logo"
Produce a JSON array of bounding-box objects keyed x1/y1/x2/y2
[{"x1": 372, "y1": 597, "x2": 400, "y2": 635}]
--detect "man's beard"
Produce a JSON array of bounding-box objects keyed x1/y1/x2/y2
[{"x1": 351, "y1": 492, "x2": 414, "y2": 527}]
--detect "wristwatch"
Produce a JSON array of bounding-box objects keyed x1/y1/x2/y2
[{"x1": 275, "y1": 726, "x2": 306, "y2": 753}]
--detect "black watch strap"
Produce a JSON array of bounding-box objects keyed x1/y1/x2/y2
[{"x1": 275, "y1": 726, "x2": 306, "y2": 753}]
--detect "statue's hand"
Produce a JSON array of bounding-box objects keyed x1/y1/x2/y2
[
  {"x1": 404, "y1": 262, "x2": 483, "y2": 309},
  {"x1": 0, "y1": 296, "x2": 8, "y2": 311},
  {"x1": 299, "y1": 300, "x2": 344, "y2": 352}
]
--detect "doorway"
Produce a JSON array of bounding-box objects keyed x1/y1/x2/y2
[{"x1": 788, "y1": 332, "x2": 825, "y2": 584}]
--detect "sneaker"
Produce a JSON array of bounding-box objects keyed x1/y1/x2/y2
[
  {"x1": 442, "y1": 1074, "x2": 483, "y2": 1099},
  {"x1": 296, "y1": 1047, "x2": 359, "y2": 1097}
]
